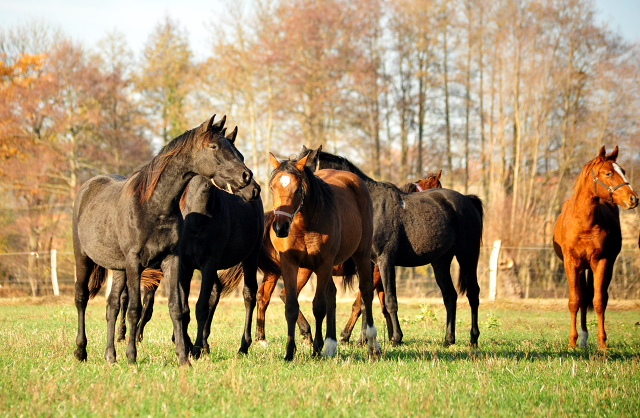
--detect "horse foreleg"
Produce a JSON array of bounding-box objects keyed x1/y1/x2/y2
[
  {"x1": 281, "y1": 259, "x2": 300, "y2": 361},
  {"x1": 124, "y1": 262, "x2": 143, "y2": 363},
  {"x1": 322, "y1": 279, "x2": 338, "y2": 357},
  {"x1": 312, "y1": 265, "x2": 334, "y2": 358},
  {"x1": 289, "y1": 268, "x2": 313, "y2": 345},
  {"x1": 193, "y1": 263, "x2": 216, "y2": 359},
  {"x1": 239, "y1": 257, "x2": 259, "y2": 355},
  {"x1": 202, "y1": 280, "x2": 222, "y2": 354},
  {"x1": 373, "y1": 265, "x2": 394, "y2": 342},
  {"x1": 117, "y1": 285, "x2": 129, "y2": 342},
  {"x1": 592, "y1": 261, "x2": 613, "y2": 349},
  {"x1": 565, "y1": 260, "x2": 583, "y2": 348},
  {"x1": 256, "y1": 273, "x2": 278, "y2": 342},
  {"x1": 432, "y1": 255, "x2": 457, "y2": 347},
  {"x1": 73, "y1": 252, "x2": 93, "y2": 362},
  {"x1": 105, "y1": 270, "x2": 126, "y2": 363},
  {"x1": 165, "y1": 254, "x2": 191, "y2": 366}
]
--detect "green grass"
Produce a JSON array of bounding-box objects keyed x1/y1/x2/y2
[{"x1": 0, "y1": 298, "x2": 639, "y2": 417}]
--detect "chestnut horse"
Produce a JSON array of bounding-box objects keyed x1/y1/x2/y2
[
  {"x1": 553, "y1": 145, "x2": 637, "y2": 349},
  {"x1": 268, "y1": 152, "x2": 379, "y2": 360},
  {"x1": 244, "y1": 170, "x2": 443, "y2": 345}
]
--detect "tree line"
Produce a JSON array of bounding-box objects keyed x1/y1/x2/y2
[{"x1": 2, "y1": 0, "x2": 640, "y2": 294}]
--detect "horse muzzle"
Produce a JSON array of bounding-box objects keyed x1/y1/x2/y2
[
  {"x1": 237, "y1": 180, "x2": 261, "y2": 202},
  {"x1": 626, "y1": 193, "x2": 638, "y2": 209},
  {"x1": 273, "y1": 219, "x2": 291, "y2": 238}
]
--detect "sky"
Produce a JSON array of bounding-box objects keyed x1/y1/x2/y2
[{"x1": 0, "y1": 0, "x2": 639, "y2": 59}]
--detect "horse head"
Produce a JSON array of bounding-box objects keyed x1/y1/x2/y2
[
  {"x1": 194, "y1": 115, "x2": 259, "y2": 202},
  {"x1": 268, "y1": 152, "x2": 309, "y2": 238},
  {"x1": 590, "y1": 145, "x2": 638, "y2": 209},
  {"x1": 414, "y1": 170, "x2": 443, "y2": 191}
]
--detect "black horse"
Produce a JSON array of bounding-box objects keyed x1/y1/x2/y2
[
  {"x1": 301, "y1": 146, "x2": 484, "y2": 347},
  {"x1": 118, "y1": 171, "x2": 281, "y2": 359},
  {"x1": 72, "y1": 115, "x2": 258, "y2": 366}
]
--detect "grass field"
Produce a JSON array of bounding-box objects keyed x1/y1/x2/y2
[{"x1": 0, "y1": 297, "x2": 639, "y2": 417}]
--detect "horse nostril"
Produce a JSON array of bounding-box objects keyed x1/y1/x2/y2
[{"x1": 242, "y1": 170, "x2": 251, "y2": 184}]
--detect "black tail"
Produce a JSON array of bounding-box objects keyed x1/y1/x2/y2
[
  {"x1": 456, "y1": 194, "x2": 484, "y2": 295},
  {"x1": 88, "y1": 265, "x2": 108, "y2": 299},
  {"x1": 332, "y1": 257, "x2": 358, "y2": 291},
  {"x1": 219, "y1": 243, "x2": 281, "y2": 298}
]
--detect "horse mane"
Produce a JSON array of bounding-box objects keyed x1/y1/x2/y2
[
  {"x1": 573, "y1": 157, "x2": 602, "y2": 193},
  {"x1": 126, "y1": 127, "x2": 210, "y2": 203},
  {"x1": 399, "y1": 183, "x2": 418, "y2": 193},
  {"x1": 270, "y1": 161, "x2": 336, "y2": 223},
  {"x1": 317, "y1": 151, "x2": 409, "y2": 195}
]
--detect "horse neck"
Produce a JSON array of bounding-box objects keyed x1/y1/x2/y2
[
  {"x1": 570, "y1": 172, "x2": 603, "y2": 224},
  {"x1": 147, "y1": 155, "x2": 196, "y2": 216}
]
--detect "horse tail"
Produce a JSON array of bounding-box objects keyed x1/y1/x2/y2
[
  {"x1": 332, "y1": 257, "x2": 358, "y2": 291},
  {"x1": 219, "y1": 242, "x2": 281, "y2": 298},
  {"x1": 88, "y1": 265, "x2": 108, "y2": 299},
  {"x1": 586, "y1": 269, "x2": 595, "y2": 311},
  {"x1": 466, "y1": 194, "x2": 484, "y2": 245},
  {"x1": 141, "y1": 269, "x2": 163, "y2": 290}
]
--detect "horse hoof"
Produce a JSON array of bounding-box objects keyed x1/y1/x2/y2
[
  {"x1": 74, "y1": 348, "x2": 87, "y2": 362},
  {"x1": 191, "y1": 346, "x2": 203, "y2": 359},
  {"x1": 443, "y1": 339, "x2": 455, "y2": 348},
  {"x1": 258, "y1": 340, "x2": 269, "y2": 347},
  {"x1": 203, "y1": 344, "x2": 210, "y2": 354},
  {"x1": 179, "y1": 359, "x2": 192, "y2": 367},
  {"x1": 391, "y1": 338, "x2": 403, "y2": 347},
  {"x1": 301, "y1": 336, "x2": 313, "y2": 346}
]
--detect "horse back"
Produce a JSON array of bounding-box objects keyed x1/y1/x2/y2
[{"x1": 314, "y1": 169, "x2": 374, "y2": 262}]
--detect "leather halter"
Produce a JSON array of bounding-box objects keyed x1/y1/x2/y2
[
  {"x1": 590, "y1": 167, "x2": 629, "y2": 203},
  {"x1": 413, "y1": 183, "x2": 423, "y2": 192}
]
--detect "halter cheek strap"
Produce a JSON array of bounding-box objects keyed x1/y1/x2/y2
[
  {"x1": 413, "y1": 183, "x2": 423, "y2": 192},
  {"x1": 273, "y1": 200, "x2": 303, "y2": 220},
  {"x1": 591, "y1": 168, "x2": 630, "y2": 203}
]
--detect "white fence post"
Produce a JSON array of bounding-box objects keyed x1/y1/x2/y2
[
  {"x1": 51, "y1": 249, "x2": 59, "y2": 296},
  {"x1": 105, "y1": 269, "x2": 113, "y2": 298},
  {"x1": 489, "y1": 240, "x2": 501, "y2": 301}
]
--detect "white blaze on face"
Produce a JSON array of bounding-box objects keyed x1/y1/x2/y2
[
  {"x1": 613, "y1": 164, "x2": 633, "y2": 190},
  {"x1": 279, "y1": 175, "x2": 291, "y2": 188}
]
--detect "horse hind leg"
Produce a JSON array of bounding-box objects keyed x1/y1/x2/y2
[
  {"x1": 117, "y1": 285, "x2": 129, "y2": 342},
  {"x1": 354, "y1": 253, "x2": 380, "y2": 358},
  {"x1": 202, "y1": 280, "x2": 222, "y2": 354},
  {"x1": 458, "y1": 255, "x2": 481, "y2": 347},
  {"x1": 378, "y1": 258, "x2": 403, "y2": 346},
  {"x1": 136, "y1": 285, "x2": 157, "y2": 343},
  {"x1": 256, "y1": 273, "x2": 278, "y2": 343},
  {"x1": 340, "y1": 290, "x2": 362, "y2": 344},
  {"x1": 105, "y1": 270, "x2": 126, "y2": 363},
  {"x1": 432, "y1": 253, "x2": 457, "y2": 347}
]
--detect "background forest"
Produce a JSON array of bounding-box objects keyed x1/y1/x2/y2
[{"x1": 2, "y1": 0, "x2": 640, "y2": 297}]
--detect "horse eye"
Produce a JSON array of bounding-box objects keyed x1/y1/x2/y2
[
  {"x1": 605, "y1": 172, "x2": 612, "y2": 177},
  {"x1": 211, "y1": 144, "x2": 218, "y2": 150}
]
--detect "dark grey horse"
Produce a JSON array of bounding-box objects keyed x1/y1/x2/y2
[
  {"x1": 72, "y1": 115, "x2": 258, "y2": 366},
  {"x1": 301, "y1": 146, "x2": 484, "y2": 347},
  {"x1": 122, "y1": 172, "x2": 281, "y2": 359}
]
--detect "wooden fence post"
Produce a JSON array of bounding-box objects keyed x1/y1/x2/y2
[
  {"x1": 51, "y1": 249, "x2": 59, "y2": 296},
  {"x1": 489, "y1": 240, "x2": 501, "y2": 301}
]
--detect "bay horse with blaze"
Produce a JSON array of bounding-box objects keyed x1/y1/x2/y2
[
  {"x1": 268, "y1": 152, "x2": 380, "y2": 360},
  {"x1": 553, "y1": 145, "x2": 637, "y2": 349}
]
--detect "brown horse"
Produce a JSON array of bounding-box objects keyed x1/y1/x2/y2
[
  {"x1": 553, "y1": 145, "x2": 637, "y2": 349},
  {"x1": 243, "y1": 171, "x2": 443, "y2": 346},
  {"x1": 268, "y1": 152, "x2": 379, "y2": 360}
]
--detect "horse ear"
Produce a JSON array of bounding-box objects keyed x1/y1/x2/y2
[
  {"x1": 221, "y1": 127, "x2": 227, "y2": 137},
  {"x1": 295, "y1": 153, "x2": 309, "y2": 171},
  {"x1": 301, "y1": 145, "x2": 309, "y2": 153},
  {"x1": 607, "y1": 145, "x2": 619, "y2": 161},
  {"x1": 226, "y1": 126, "x2": 238, "y2": 143},
  {"x1": 200, "y1": 114, "x2": 216, "y2": 133},
  {"x1": 269, "y1": 153, "x2": 280, "y2": 170},
  {"x1": 211, "y1": 115, "x2": 226, "y2": 132},
  {"x1": 317, "y1": 144, "x2": 323, "y2": 153},
  {"x1": 436, "y1": 170, "x2": 442, "y2": 181},
  {"x1": 598, "y1": 145, "x2": 607, "y2": 160}
]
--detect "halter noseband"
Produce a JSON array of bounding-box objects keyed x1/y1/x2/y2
[
  {"x1": 413, "y1": 183, "x2": 424, "y2": 192},
  {"x1": 273, "y1": 200, "x2": 303, "y2": 220},
  {"x1": 590, "y1": 167, "x2": 629, "y2": 203}
]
